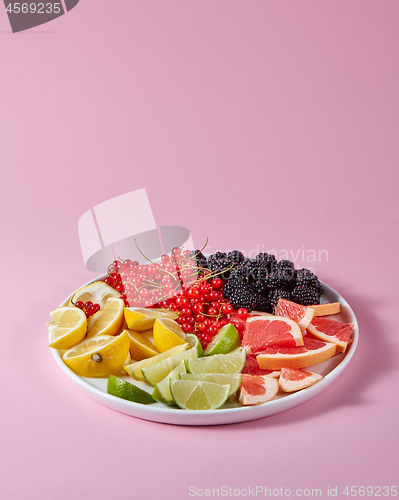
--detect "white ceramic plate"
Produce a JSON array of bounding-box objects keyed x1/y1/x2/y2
[{"x1": 50, "y1": 277, "x2": 358, "y2": 426}]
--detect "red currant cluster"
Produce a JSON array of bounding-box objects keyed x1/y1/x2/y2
[
  {"x1": 75, "y1": 301, "x2": 100, "y2": 318},
  {"x1": 102, "y1": 248, "x2": 205, "y2": 308}
]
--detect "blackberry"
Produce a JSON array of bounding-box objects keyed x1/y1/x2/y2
[
  {"x1": 253, "y1": 294, "x2": 272, "y2": 313},
  {"x1": 223, "y1": 279, "x2": 249, "y2": 300},
  {"x1": 187, "y1": 250, "x2": 207, "y2": 269},
  {"x1": 208, "y1": 252, "x2": 227, "y2": 262},
  {"x1": 229, "y1": 266, "x2": 248, "y2": 282},
  {"x1": 295, "y1": 268, "x2": 319, "y2": 288},
  {"x1": 249, "y1": 281, "x2": 269, "y2": 297},
  {"x1": 242, "y1": 260, "x2": 269, "y2": 283},
  {"x1": 229, "y1": 289, "x2": 257, "y2": 312},
  {"x1": 227, "y1": 250, "x2": 245, "y2": 264},
  {"x1": 276, "y1": 260, "x2": 295, "y2": 272},
  {"x1": 291, "y1": 286, "x2": 320, "y2": 306},
  {"x1": 269, "y1": 289, "x2": 292, "y2": 311},
  {"x1": 315, "y1": 281, "x2": 324, "y2": 298},
  {"x1": 207, "y1": 258, "x2": 234, "y2": 279},
  {"x1": 255, "y1": 253, "x2": 278, "y2": 272},
  {"x1": 266, "y1": 270, "x2": 293, "y2": 291}
]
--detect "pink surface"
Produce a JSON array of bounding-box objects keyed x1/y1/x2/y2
[{"x1": 1, "y1": 1, "x2": 398, "y2": 499}]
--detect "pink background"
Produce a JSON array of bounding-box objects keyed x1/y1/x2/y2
[{"x1": 1, "y1": 1, "x2": 398, "y2": 498}]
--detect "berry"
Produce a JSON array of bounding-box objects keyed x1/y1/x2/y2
[
  {"x1": 270, "y1": 289, "x2": 291, "y2": 311},
  {"x1": 212, "y1": 278, "x2": 223, "y2": 289},
  {"x1": 75, "y1": 301, "x2": 84, "y2": 309},
  {"x1": 237, "y1": 308, "x2": 249, "y2": 320},
  {"x1": 227, "y1": 250, "x2": 245, "y2": 263},
  {"x1": 291, "y1": 286, "x2": 320, "y2": 306}
]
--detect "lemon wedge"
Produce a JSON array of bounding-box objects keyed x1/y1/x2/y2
[
  {"x1": 124, "y1": 307, "x2": 178, "y2": 332},
  {"x1": 126, "y1": 329, "x2": 160, "y2": 360},
  {"x1": 153, "y1": 317, "x2": 187, "y2": 352},
  {"x1": 86, "y1": 297, "x2": 125, "y2": 337},
  {"x1": 47, "y1": 306, "x2": 87, "y2": 350},
  {"x1": 62, "y1": 331, "x2": 130, "y2": 377}
]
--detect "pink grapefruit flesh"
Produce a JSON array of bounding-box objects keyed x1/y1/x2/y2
[
  {"x1": 239, "y1": 374, "x2": 279, "y2": 406},
  {"x1": 242, "y1": 315, "x2": 303, "y2": 355},
  {"x1": 306, "y1": 317, "x2": 353, "y2": 353},
  {"x1": 278, "y1": 367, "x2": 323, "y2": 392},
  {"x1": 256, "y1": 336, "x2": 337, "y2": 370},
  {"x1": 242, "y1": 355, "x2": 280, "y2": 378},
  {"x1": 274, "y1": 298, "x2": 315, "y2": 331}
]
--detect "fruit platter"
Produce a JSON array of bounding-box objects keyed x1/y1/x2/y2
[{"x1": 48, "y1": 248, "x2": 358, "y2": 426}]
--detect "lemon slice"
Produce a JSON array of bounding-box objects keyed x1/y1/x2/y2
[
  {"x1": 71, "y1": 281, "x2": 121, "y2": 308},
  {"x1": 186, "y1": 348, "x2": 246, "y2": 375},
  {"x1": 86, "y1": 297, "x2": 125, "y2": 337},
  {"x1": 153, "y1": 317, "x2": 187, "y2": 352},
  {"x1": 107, "y1": 375, "x2": 155, "y2": 404},
  {"x1": 170, "y1": 380, "x2": 231, "y2": 410},
  {"x1": 124, "y1": 308, "x2": 178, "y2": 332},
  {"x1": 141, "y1": 343, "x2": 199, "y2": 386},
  {"x1": 204, "y1": 324, "x2": 241, "y2": 356},
  {"x1": 180, "y1": 373, "x2": 242, "y2": 398},
  {"x1": 124, "y1": 343, "x2": 189, "y2": 381},
  {"x1": 62, "y1": 331, "x2": 130, "y2": 377},
  {"x1": 152, "y1": 361, "x2": 187, "y2": 405},
  {"x1": 47, "y1": 306, "x2": 87, "y2": 350},
  {"x1": 126, "y1": 329, "x2": 160, "y2": 360}
]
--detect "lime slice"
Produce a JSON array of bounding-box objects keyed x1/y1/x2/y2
[
  {"x1": 124, "y1": 343, "x2": 188, "y2": 381},
  {"x1": 204, "y1": 324, "x2": 240, "y2": 356},
  {"x1": 170, "y1": 380, "x2": 231, "y2": 410},
  {"x1": 186, "y1": 333, "x2": 203, "y2": 357},
  {"x1": 180, "y1": 373, "x2": 242, "y2": 398},
  {"x1": 186, "y1": 348, "x2": 246, "y2": 375},
  {"x1": 107, "y1": 375, "x2": 155, "y2": 404},
  {"x1": 141, "y1": 344, "x2": 199, "y2": 386},
  {"x1": 152, "y1": 361, "x2": 187, "y2": 405}
]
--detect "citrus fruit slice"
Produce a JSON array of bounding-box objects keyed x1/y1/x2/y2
[
  {"x1": 278, "y1": 367, "x2": 323, "y2": 392},
  {"x1": 126, "y1": 329, "x2": 160, "y2": 361},
  {"x1": 152, "y1": 361, "x2": 187, "y2": 405},
  {"x1": 256, "y1": 337, "x2": 337, "y2": 370},
  {"x1": 47, "y1": 306, "x2": 87, "y2": 350},
  {"x1": 186, "y1": 334, "x2": 204, "y2": 357},
  {"x1": 306, "y1": 317, "x2": 354, "y2": 353},
  {"x1": 107, "y1": 374, "x2": 155, "y2": 404},
  {"x1": 242, "y1": 315, "x2": 303, "y2": 355},
  {"x1": 274, "y1": 298, "x2": 315, "y2": 332},
  {"x1": 124, "y1": 308, "x2": 178, "y2": 332},
  {"x1": 242, "y1": 355, "x2": 280, "y2": 378},
  {"x1": 239, "y1": 374, "x2": 279, "y2": 406},
  {"x1": 310, "y1": 302, "x2": 341, "y2": 316},
  {"x1": 153, "y1": 317, "x2": 187, "y2": 352},
  {"x1": 70, "y1": 281, "x2": 121, "y2": 308},
  {"x1": 204, "y1": 324, "x2": 241, "y2": 356},
  {"x1": 62, "y1": 331, "x2": 130, "y2": 377},
  {"x1": 170, "y1": 380, "x2": 231, "y2": 410},
  {"x1": 186, "y1": 348, "x2": 246, "y2": 375},
  {"x1": 86, "y1": 297, "x2": 125, "y2": 337},
  {"x1": 141, "y1": 343, "x2": 199, "y2": 386},
  {"x1": 124, "y1": 343, "x2": 188, "y2": 381},
  {"x1": 181, "y1": 373, "x2": 242, "y2": 398}
]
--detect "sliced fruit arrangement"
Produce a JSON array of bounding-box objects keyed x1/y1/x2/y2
[{"x1": 48, "y1": 246, "x2": 355, "y2": 409}]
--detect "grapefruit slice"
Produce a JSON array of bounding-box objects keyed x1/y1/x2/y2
[
  {"x1": 242, "y1": 355, "x2": 280, "y2": 378},
  {"x1": 256, "y1": 337, "x2": 337, "y2": 370},
  {"x1": 306, "y1": 317, "x2": 353, "y2": 353},
  {"x1": 239, "y1": 374, "x2": 279, "y2": 406},
  {"x1": 310, "y1": 302, "x2": 341, "y2": 316},
  {"x1": 242, "y1": 315, "x2": 303, "y2": 355},
  {"x1": 278, "y1": 367, "x2": 323, "y2": 392},
  {"x1": 274, "y1": 298, "x2": 315, "y2": 332}
]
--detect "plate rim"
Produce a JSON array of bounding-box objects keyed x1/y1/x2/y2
[{"x1": 50, "y1": 275, "x2": 359, "y2": 426}]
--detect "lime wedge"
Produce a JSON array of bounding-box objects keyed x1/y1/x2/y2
[
  {"x1": 180, "y1": 373, "x2": 242, "y2": 398},
  {"x1": 142, "y1": 344, "x2": 199, "y2": 386},
  {"x1": 186, "y1": 348, "x2": 246, "y2": 375},
  {"x1": 152, "y1": 361, "x2": 187, "y2": 405},
  {"x1": 124, "y1": 343, "x2": 188, "y2": 381},
  {"x1": 170, "y1": 380, "x2": 231, "y2": 410},
  {"x1": 186, "y1": 333, "x2": 203, "y2": 357},
  {"x1": 107, "y1": 375, "x2": 155, "y2": 404},
  {"x1": 204, "y1": 324, "x2": 240, "y2": 356}
]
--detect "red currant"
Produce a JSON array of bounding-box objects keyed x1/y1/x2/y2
[
  {"x1": 237, "y1": 308, "x2": 249, "y2": 320},
  {"x1": 84, "y1": 301, "x2": 93, "y2": 309},
  {"x1": 212, "y1": 278, "x2": 223, "y2": 289},
  {"x1": 222, "y1": 303, "x2": 233, "y2": 314},
  {"x1": 75, "y1": 301, "x2": 84, "y2": 309}
]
